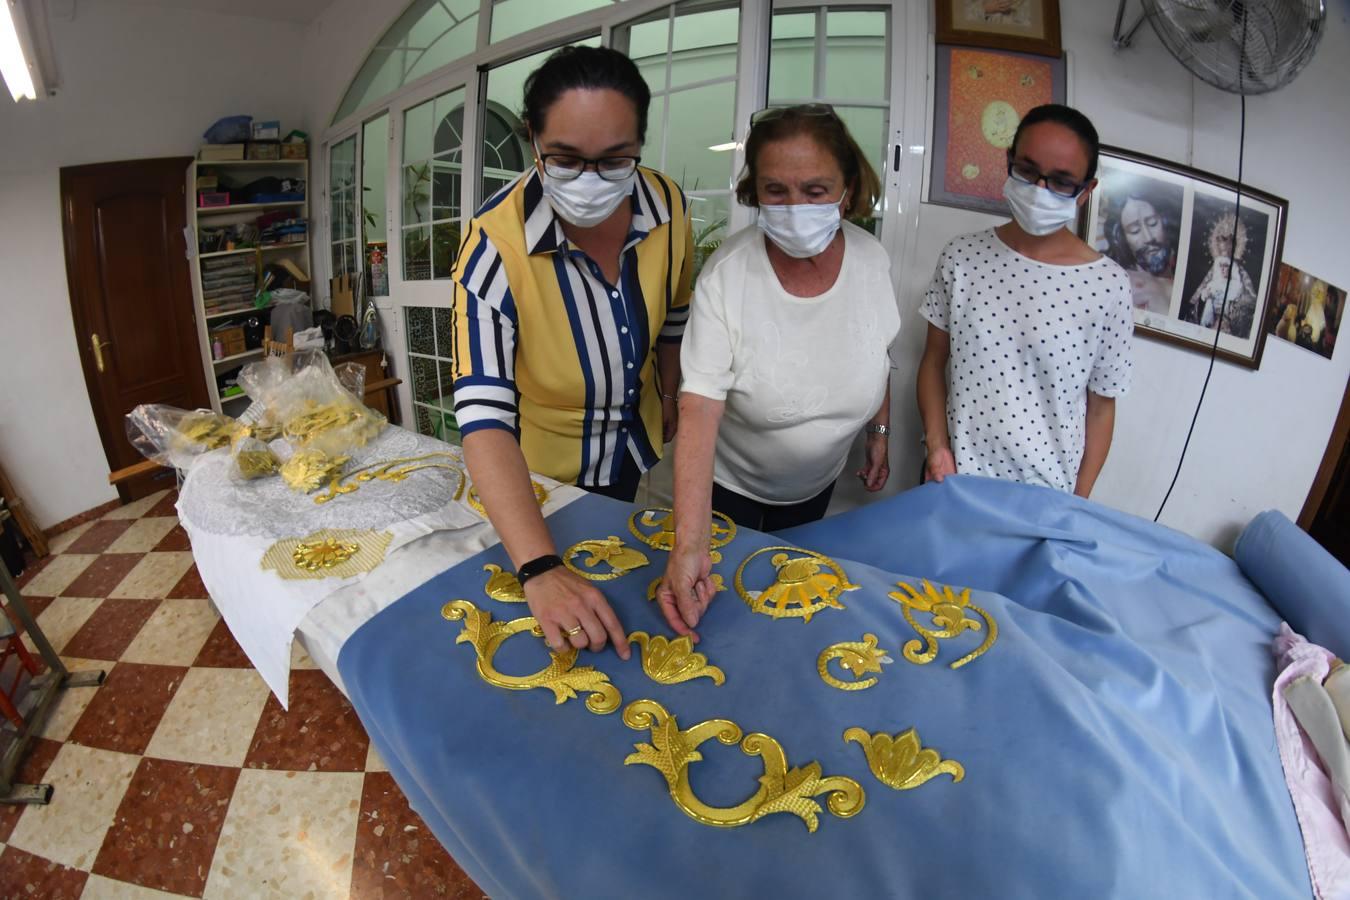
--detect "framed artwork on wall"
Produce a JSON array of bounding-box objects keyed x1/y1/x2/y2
[
  {"x1": 935, "y1": 0, "x2": 1063, "y2": 58},
  {"x1": 1083, "y1": 145, "x2": 1288, "y2": 369},
  {"x1": 927, "y1": 44, "x2": 1066, "y2": 215}
]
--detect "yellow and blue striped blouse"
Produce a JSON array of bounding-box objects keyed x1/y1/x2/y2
[{"x1": 450, "y1": 166, "x2": 693, "y2": 487}]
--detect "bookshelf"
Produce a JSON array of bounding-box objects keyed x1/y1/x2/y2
[{"x1": 185, "y1": 157, "x2": 309, "y2": 413}]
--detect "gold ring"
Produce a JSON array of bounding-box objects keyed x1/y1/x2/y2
[{"x1": 564, "y1": 625, "x2": 584, "y2": 637}]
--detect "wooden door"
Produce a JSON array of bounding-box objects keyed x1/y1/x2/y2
[
  {"x1": 1301, "y1": 378, "x2": 1350, "y2": 566},
  {"x1": 61, "y1": 158, "x2": 210, "y2": 502}
]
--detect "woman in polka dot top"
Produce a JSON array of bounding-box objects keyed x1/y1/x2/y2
[{"x1": 917, "y1": 104, "x2": 1133, "y2": 496}]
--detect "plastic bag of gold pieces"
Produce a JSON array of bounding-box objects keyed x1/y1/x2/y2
[
  {"x1": 125, "y1": 404, "x2": 247, "y2": 470},
  {"x1": 238, "y1": 351, "x2": 385, "y2": 459},
  {"x1": 230, "y1": 435, "x2": 280, "y2": 480}
]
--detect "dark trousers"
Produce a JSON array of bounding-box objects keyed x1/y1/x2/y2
[
  {"x1": 711, "y1": 481, "x2": 835, "y2": 533},
  {"x1": 578, "y1": 451, "x2": 643, "y2": 504}
]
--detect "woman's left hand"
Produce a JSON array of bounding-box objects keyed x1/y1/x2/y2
[
  {"x1": 661, "y1": 395, "x2": 679, "y2": 443},
  {"x1": 857, "y1": 433, "x2": 890, "y2": 492}
]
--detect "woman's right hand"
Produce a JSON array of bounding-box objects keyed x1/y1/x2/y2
[
  {"x1": 926, "y1": 446, "x2": 958, "y2": 483},
  {"x1": 657, "y1": 544, "x2": 717, "y2": 640},
  {"x1": 524, "y1": 568, "x2": 631, "y2": 660}
]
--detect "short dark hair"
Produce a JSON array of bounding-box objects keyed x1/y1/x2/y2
[
  {"x1": 520, "y1": 45, "x2": 651, "y2": 144},
  {"x1": 734, "y1": 107, "x2": 881, "y2": 220},
  {"x1": 1010, "y1": 103, "x2": 1100, "y2": 182}
]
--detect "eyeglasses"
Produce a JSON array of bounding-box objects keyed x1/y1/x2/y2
[
  {"x1": 749, "y1": 102, "x2": 839, "y2": 127},
  {"x1": 536, "y1": 147, "x2": 641, "y2": 182},
  {"x1": 1007, "y1": 158, "x2": 1090, "y2": 198}
]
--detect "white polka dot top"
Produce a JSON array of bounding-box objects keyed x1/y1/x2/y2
[{"x1": 920, "y1": 228, "x2": 1133, "y2": 492}]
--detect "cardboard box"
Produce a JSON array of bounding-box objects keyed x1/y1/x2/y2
[
  {"x1": 280, "y1": 141, "x2": 308, "y2": 159},
  {"x1": 246, "y1": 141, "x2": 280, "y2": 160},
  {"x1": 199, "y1": 143, "x2": 244, "y2": 161},
  {"x1": 198, "y1": 192, "x2": 230, "y2": 208},
  {"x1": 251, "y1": 120, "x2": 281, "y2": 141}
]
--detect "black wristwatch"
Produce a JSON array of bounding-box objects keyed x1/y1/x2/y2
[{"x1": 517, "y1": 554, "x2": 565, "y2": 586}]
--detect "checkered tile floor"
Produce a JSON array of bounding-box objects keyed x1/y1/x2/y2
[{"x1": 1, "y1": 489, "x2": 486, "y2": 899}]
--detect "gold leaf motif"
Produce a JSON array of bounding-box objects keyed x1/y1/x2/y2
[
  {"x1": 734, "y1": 547, "x2": 858, "y2": 623},
  {"x1": 627, "y1": 507, "x2": 737, "y2": 553},
  {"x1": 563, "y1": 536, "x2": 649, "y2": 581},
  {"x1": 623, "y1": 699, "x2": 864, "y2": 832},
  {"x1": 441, "y1": 600, "x2": 620, "y2": 714},
  {"x1": 315, "y1": 452, "x2": 464, "y2": 504},
  {"x1": 482, "y1": 564, "x2": 526, "y2": 603},
  {"x1": 887, "y1": 580, "x2": 998, "y2": 669},
  {"x1": 817, "y1": 634, "x2": 893, "y2": 691},
  {"x1": 292, "y1": 537, "x2": 359, "y2": 570},
  {"x1": 260, "y1": 529, "x2": 393, "y2": 580},
  {"x1": 629, "y1": 632, "x2": 725, "y2": 686},
  {"x1": 280, "y1": 449, "x2": 350, "y2": 493},
  {"x1": 843, "y1": 727, "x2": 965, "y2": 790},
  {"x1": 466, "y1": 480, "x2": 549, "y2": 518}
]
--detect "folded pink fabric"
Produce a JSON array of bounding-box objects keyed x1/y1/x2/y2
[{"x1": 1274, "y1": 623, "x2": 1350, "y2": 899}]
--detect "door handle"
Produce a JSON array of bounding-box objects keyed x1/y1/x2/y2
[{"x1": 91, "y1": 333, "x2": 111, "y2": 373}]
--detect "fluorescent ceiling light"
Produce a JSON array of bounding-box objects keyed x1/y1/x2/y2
[
  {"x1": 0, "y1": 0, "x2": 35, "y2": 101},
  {"x1": 708, "y1": 141, "x2": 741, "y2": 152}
]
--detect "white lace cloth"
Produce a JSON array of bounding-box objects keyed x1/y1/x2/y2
[{"x1": 176, "y1": 425, "x2": 563, "y2": 707}]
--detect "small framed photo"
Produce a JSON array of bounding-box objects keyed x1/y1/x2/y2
[
  {"x1": 1084, "y1": 146, "x2": 1288, "y2": 369},
  {"x1": 927, "y1": 44, "x2": 1066, "y2": 215},
  {"x1": 936, "y1": 0, "x2": 1063, "y2": 58}
]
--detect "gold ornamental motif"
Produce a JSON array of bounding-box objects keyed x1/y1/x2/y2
[
  {"x1": 466, "y1": 480, "x2": 549, "y2": 518},
  {"x1": 628, "y1": 632, "x2": 725, "y2": 686},
  {"x1": 817, "y1": 634, "x2": 893, "y2": 691},
  {"x1": 563, "y1": 536, "x2": 649, "y2": 581},
  {"x1": 627, "y1": 507, "x2": 737, "y2": 553},
  {"x1": 260, "y1": 529, "x2": 393, "y2": 580},
  {"x1": 440, "y1": 600, "x2": 620, "y2": 714},
  {"x1": 843, "y1": 727, "x2": 965, "y2": 790},
  {"x1": 623, "y1": 699, "x2": 864, "y2": 832},
  {"x1": 887, "y1": 580, "x2": 998, "y2": 669},
  {"x1": 734, "y1": 547, "x2": 858, "y2": 623},
  {"x1": 280, "y1": 449, "x2": 351, "y2": 493},
  {"x1": 313, "y1": 452, "x2": 465, "y2": 504},
  {"x1": 645, "y1": 574, "x2": 726, "y2": 602},
  {"x1": 482, "y1": 564, "x2": 526, "y2": 603}
]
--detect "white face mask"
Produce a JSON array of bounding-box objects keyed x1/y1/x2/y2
[
  {"x1": 1002, "y1": 176, "x2": 1081, "y2": 236},
  {"x1": 538, "y1": 158, "x2": 634, "y2": 229},
  {"x1": 756, "y1": 196, "x2": 845, "y2": 259}
]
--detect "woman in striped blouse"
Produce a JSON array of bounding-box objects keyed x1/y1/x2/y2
[{"x1": 450, "y1": 46, "x2": 694, "y2": 660}]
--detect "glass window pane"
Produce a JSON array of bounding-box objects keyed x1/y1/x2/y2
[
  {"x1": 834, "y1": 104, "x2": 887, "y2": 225},
  {"x1": 644, "y1": 94, "x2": 668, "y2": 171},
  {"x1": 334, "y1": 0, "x2": 478, "y2": 123},
  {"x1": 432, "y1": 221, "x2": 461, "y2": 279},
  {"x1": 406, "y1": 306, "x2": 435, "y2": 355},
  {"x1": 404, "y1": 226, "x2": 431, "y2": 281},
  {"x1": 825, "y1": 11, "x2": 888, "y2": 104},
  {"x1": 490, "y1": 0, "x2": 614, "y2": 43},
  {"x1": 433, "y1": 307, "x2": 454, "y2": 357},
  {"x1": 664, "y1": 80, "x2": 737, "y2": 193},
  {"x1": 411, "y1": 355, "x2": 439, "y2": 403},
  {"x1": 768, "y1": 12, "x2": 815, "y2": 103},
  {"x1": 362, "y1": 114, "x2": 388, "y2": 248},
  {"x1": 414, "y1": 403, "x2": 435, "y2": 437},
  {"x1": 403, "y1": 98, "x2": 435, "y2": 167},
  {"x1": 403, "y1": 164, "x2": 431, "y2": 227},
  {"x1": 669, "y1": 7, "x2": 738, "y2": 88},
  {"x1": 688, "y1": 191, "x2": 731, "y2": 281},
  {"x1": 628, "y1": 16, "x2": 669, "y2": 64}
]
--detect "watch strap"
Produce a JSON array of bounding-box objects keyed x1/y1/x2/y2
[{"x1": 517, "y1": 554, "x2": 564, "y2": 585}]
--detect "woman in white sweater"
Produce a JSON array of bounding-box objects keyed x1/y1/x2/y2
[{"x1": 657, "y1": 104, "x2": 900, "y2": 639}]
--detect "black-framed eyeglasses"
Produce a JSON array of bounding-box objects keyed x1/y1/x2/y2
[
  {"x1": 1007, "y1": 157, "x2": 1090, "y2": 198},
  {"x1": 536, "y1": 150, "x2": 641, "y2": 182},
  {"x1": 750, "y1": 102, "x2": 839, "y2": 127}
]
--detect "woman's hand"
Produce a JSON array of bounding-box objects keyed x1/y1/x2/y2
[
  {"x1": 656, "y1": 543, "x2": 716, "y2": 640},
  {"x1": 925, "y1": 445, "x2": 957, "y2": 483},
  {"x1": 857, "y1": 433, "x2": 890, "y2": 492},
  {"x1": 524, "y1": 568, "x2": 631, "y2": 659},
  {"x1": 662, "y1": 394, "x2": 679, "y2": 443}
]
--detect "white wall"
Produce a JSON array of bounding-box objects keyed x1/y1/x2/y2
[
  {"x1": 0, "y1": 1, "x2": 308, "y2": 527},
  {"x1": 880, "y1": 0, "x2": 1349, "y2": 549},
  {"x1": 313, "y1": 0, "x2": 1348, "y2": 549}
]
